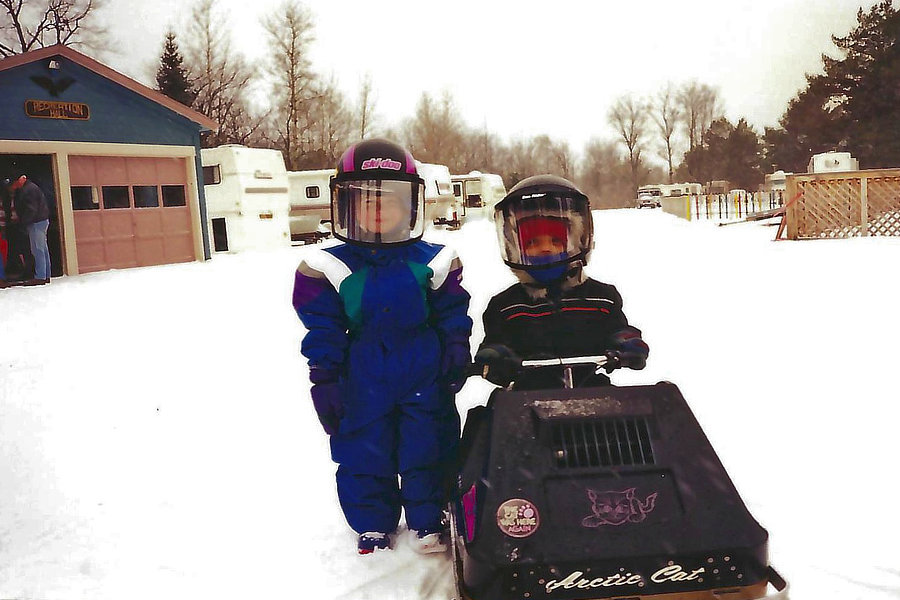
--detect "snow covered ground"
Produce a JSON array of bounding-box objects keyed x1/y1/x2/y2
[{"x1": 2, "y1": 209, "x2": 899, "y2": 600}]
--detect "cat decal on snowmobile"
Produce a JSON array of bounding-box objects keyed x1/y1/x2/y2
[{"x1": 581, "y1": 487, "x2": 658, "y2": 527}]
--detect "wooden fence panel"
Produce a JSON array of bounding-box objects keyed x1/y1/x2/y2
[
  {"x1": 865, "y1": 176, "x2": 900, "y2": 236},
  {"x1": 785, "y1": 170, "x2": 900, "y2": 239}
]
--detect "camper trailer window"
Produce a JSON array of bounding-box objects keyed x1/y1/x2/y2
[
  {"x1": 71, "y1": 186, "x2": 98, "y2": 210},
  {"x1": 306, "y1": 186, "x2": 320, "y2": 199},
  {"x1": 133, "y1": 186, "x2": 160, "y2": 208},
  {"x1": 465, "y1": 180, "x2": 483, "y2": 207},
  {"x1": 203, "y1": 165, "x2": 221, "y2": 185},
  {"x1": 437, "y1": 181, "x2": 452, "y2": 195},
  {"x1": 453, "y1": 182, "x2": 462, "y2": 197},
  {"x1": 102, "y1": 186, "x2": 130, "y2": 209},
  {"x1": 162, "y1": 185, "x2": 187, "y2": 207}
]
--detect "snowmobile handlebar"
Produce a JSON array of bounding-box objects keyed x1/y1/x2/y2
[
  {"x1": 463, "y1": 354, "x2": 611, "y2": 379},
  {"x1": 520, "y1": 355, "x2": 609, "y2": 369}
]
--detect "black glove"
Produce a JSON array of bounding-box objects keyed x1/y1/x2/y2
[
  {"x1": 441, "y1": 339, "x2": 471, "y2": 395},
  {"x1": 474, "y1": 344, "x2": 521, "y2": 387},
  {"x1": 309, "y1": 366, "x2": 343, "y2": 435},
  {"x1": 310, "y1": 382, "x2": 343, "y2": 435},
  {"x1": 605, "y1": 328, "x2": 649, "y2": 373}
]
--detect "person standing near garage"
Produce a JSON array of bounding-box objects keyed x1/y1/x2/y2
[{"x1": 4, "y1": 175, "x2": 50, "y2": 285}]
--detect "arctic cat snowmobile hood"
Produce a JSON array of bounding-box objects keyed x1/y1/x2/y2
[{"x1": 451, "y1": 382, "x2": 781, "y2": 600}]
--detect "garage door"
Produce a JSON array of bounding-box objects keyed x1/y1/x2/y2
[{"x1": 69, "y1": 156, "x2": 196, "y2": 274}]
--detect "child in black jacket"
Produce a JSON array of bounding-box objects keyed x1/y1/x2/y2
[{"x1": 475, "y1": 175, "x2": 648, "y2": 390}]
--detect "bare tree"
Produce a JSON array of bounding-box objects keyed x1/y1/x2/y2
[
  {"x1": 261, "y1": 0, "x2": 318, "y2": 168},
  {"x1": 403, "y1": 90, "x2": 465, "y2": 170},
  {"x1": 458, "y1": 124, "x2": 501, "y2": 174},
  {"x1": 497, "y1": 137, "x2": 538, "y2": 187},
  {"x1": 577, "y1": 138, "x2": 633, "y2": 208},
  {"x1": 494, "y1": 134, "x2": 570, "y2": 188},
  {"x1": 652, "y1": 83, "x2": 681, "y2": 183},
  {"x1": 356, "y1": 72, "x2": 376, "y2": 140},
  {"x1": 677, "y1": 81, "x2": 722, "y2": 151},
  {"x1": 608, "y1": 94, "x2": 648, "y2": 195},
  {"x1": 1, "y1": 0, "x2": 108, "y2": 57},
  {"x1": 552, "y1": 139, "x2": 575, "y2": 179},
  {"x1": 527, "y1": 134, "x2": 575, "y2": 179},
  {"x1": 183, "y1": 0, "x2": 263, "y2": 147},
  {"x1": 300, "y1": 75, "x2": 353, "y2": 168}
]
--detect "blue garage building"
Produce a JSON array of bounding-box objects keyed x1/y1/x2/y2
[{"x1": 0, "y1": 44, "x2": 218, "y2": 276}]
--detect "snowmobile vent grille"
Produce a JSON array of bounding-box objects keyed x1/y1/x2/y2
[{"x1": 551, "y1": 418, "x2": 655, "y2": 469}]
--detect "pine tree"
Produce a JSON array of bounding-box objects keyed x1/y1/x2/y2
[
  {"x1": 767, "y1": 1, "x2": 900, "y2": 170},
  {"x1": 837, "y1": 2, "x2": 900, "y2": 167},
  {"x1": 683, "y1": 118, "x2": 764, "y2": 189},
  {"x1": 156, "y1": 32, "x2": 196, "y2": 107}
]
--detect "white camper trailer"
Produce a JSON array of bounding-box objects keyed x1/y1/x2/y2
[
  {"x1": 450, "y1": 171, "x2": 507, "y2": 220},
  {"x1": 662, "y1": 182, "x2": 703, "y2": 196},
  {"x1": 416, "y1": 161, "x2": 460, "y2": 228},
  {"x1": 808, "y1": 152, "x2": 858, "y2": 173},
  {"x1": 201, "y1": 145, "x2": 291, "y2": 253},
  {"x1": 288, "y1": 169, "x2": 334, "y2": 243},
  {"x1": 765, "y1": 170, "x2": 789, "y2": 192}
]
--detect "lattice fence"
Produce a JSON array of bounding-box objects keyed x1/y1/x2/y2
[{"x1": 785, "y1": 170, "x2": 900, "y2": 239}]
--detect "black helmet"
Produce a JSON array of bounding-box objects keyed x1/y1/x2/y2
[
  {"x1": 330, "y1": 138, "x2": 425, "y2": 246},
  {"x1": 493, "y1": 174, "x2": 593, "y2": 277}
]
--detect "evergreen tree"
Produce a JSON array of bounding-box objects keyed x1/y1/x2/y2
[
  {"x1": 767, "y1": 1, "x2": 900, "y2": 170},
  {"x1": 839, "y1": 4, "x2": 900, "y2": 166},
  {"x1": 684, "y1": 118, "x2": 764, "y2": 189},
  {"x1": 156, "y1": 32, "x2": 196, "y2": 107},
  {"x1": 763, "y1": 74, "x2": 848, "y2": 173}
]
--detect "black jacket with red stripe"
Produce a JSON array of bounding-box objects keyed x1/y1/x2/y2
[{"x1": 479, "y1": 277, "x2": 646, "y2": 390}]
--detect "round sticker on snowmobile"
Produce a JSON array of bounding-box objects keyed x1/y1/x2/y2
[{"x1": 496, "y1": 498, "x2": 540, "y2": 538}]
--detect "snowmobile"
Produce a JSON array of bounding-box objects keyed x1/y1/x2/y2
[{"x1": 449, "y1": 355, "x2": 789, "y2": 600}]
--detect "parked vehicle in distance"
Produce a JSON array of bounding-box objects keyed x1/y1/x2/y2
[
  {"x1": 287, "y1": 169, "x2": 334, "y2": 243},
  {"x1": 638, "y1": 194, "x2": 661, "y2": 209},
  {"x1": 637, "y1": 184, "x2": 662, "y2": 199},
  {"x1": 201, "y1": 145, "x2": 291, "y2": 253}
]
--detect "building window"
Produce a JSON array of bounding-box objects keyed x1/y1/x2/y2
[
  {"x1": 162, "y1": 185, "x2": 187, "y2": 207},
  {"x1": 306, "y1": 186, "x2": 320, "y2": 199},
  {"x1": 133, "y1": 185, "x2": 160, "y2": 208},
  {"x1": 203, "y1": 165, "x2": 221, "y2": 185},
  {"x1": 71, "y1": 186, "x2": 98, "y2": 210},
  {"x1": 211, "y1": 217, "x2": 228, "y2": 252},
  {"x1": 102, "y1": 186, "x2": 130, "y2": 209}
]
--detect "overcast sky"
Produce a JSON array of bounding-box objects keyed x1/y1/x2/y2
[{"x1": 100, "y1": 0, "x2": 875, "y2": 154}]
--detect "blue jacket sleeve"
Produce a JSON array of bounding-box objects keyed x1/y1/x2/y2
[
  {"x1": 292, "y1": 258, "x2": 349, "y2": 377},
  {"x1": 427, "y1": 246, "x2": 473, "y2": 347}
]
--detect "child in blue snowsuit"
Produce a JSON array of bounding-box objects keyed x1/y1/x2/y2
[{"x1": 292, "y1": 139, "x2": 472, "y2": 555}]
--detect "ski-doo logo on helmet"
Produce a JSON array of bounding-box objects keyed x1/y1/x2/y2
[
  {"x1": 361, "y1": 157, "x2": 402, "y2": 170},
  {"x1": 496, "y1": 498, "x2": 540, "y2": 538},
  {"x1": 581, "y1": 488, "x2": 658, "y2": 527}
]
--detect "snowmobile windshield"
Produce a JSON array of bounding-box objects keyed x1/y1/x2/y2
[
  {"x1": 495, "y1": 192, "x2": 593, "y2": 268},
  {"x1": 331, "y1": 179, "x2": 425, "y2": 245}
]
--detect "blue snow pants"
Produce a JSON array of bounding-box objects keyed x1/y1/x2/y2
[
  {"x1": 331, "y1": 386, "x2": 459, "y2": 534},
  {"x1": 330, "y1": 327, "x2": 460, "y2": 534}
]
